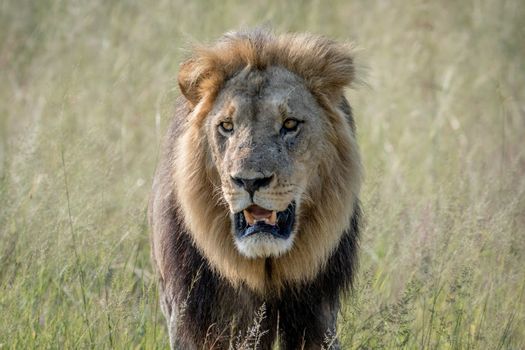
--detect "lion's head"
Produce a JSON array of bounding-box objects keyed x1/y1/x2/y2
[{"x1": 172, "y1": 29, "x2": 362, "y2": 292}]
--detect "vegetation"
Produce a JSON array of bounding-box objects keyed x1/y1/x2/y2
[{"x1": 1, "y1": 0, "x2": 524, "y2": 348}]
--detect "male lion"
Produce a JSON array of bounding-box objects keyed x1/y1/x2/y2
[{"x1": 149, "y1": 29, "x2": 362, "y2": 349}]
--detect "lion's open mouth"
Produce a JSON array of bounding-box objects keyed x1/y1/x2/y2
[{"x1": 234, "y1": 202, "x2": 296, "y2": 239}]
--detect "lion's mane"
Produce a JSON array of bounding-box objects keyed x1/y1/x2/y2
[{"x1": 149, "y1": 29, "x2": 363, "y2": 348}]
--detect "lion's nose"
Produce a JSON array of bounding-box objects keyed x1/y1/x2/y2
[{"x1": 231, "y1": 175, "x2": 274, "y2": 195}]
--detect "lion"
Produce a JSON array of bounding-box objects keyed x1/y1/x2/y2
[{"x1": 149, "y1": 29, "x2": 362, "y2": 349}]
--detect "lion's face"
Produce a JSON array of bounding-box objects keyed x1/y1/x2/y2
[{"x1": 205, "y1": 67, "x2": 327, "y2": 258}]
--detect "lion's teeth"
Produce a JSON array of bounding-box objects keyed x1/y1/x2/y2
[
  {"x1": 269, "y1": 211, "x2": 277, "y2": 225},
  {"x1": 243, "y1": 208, "x2": 277, "y2": 226},
  {"x1": 243, "y1": 210, "x2": 255, "y2": 225}
]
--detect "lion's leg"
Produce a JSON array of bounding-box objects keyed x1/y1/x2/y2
[
  {"x1": 158, "y1": 284, "x2": 177, "y2": 349},
  {"x1": 158, "y1": 282, "x2": 199, "y2": 350},
  {"x1": 165, "y1": 300, "x2": 202, "y2": 350},
  {"x1": 277, "y1": 298, "x2": 340, "y2": 350},
  {"x1": 167, "y1": 304, "x2": 179, "y2": 350}
]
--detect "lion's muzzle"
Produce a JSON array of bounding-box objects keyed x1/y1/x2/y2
[{"x1": 226, "y1": 171, "x2": 298, "y2": 258}]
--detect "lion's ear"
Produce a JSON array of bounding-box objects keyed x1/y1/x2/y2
[{"x1": 178, "y1": 58, "x2": 204, "y2": 106}]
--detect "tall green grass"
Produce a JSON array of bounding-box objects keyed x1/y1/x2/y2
[{"x1": 1, "y1": 0, "x2": 524, "y2": 348}]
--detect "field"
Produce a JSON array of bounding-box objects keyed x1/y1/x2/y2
[{"x1": 1, "y1": 0, "x2": 524, "y2": 348}]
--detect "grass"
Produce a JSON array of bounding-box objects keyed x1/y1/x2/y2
[{"x1": 1, "y1": 0, "x2": 524, "y2": 348}]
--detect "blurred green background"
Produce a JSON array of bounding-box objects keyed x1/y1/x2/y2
[{"x1": 1, "y1": 0, "x2": 524, "y2": 348}]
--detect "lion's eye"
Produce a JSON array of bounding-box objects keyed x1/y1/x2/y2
[
  {"x1": 282, "y1": 118, "x2": 300, "y2": 133},
  {"x1": 219, "y1": 121, "x2": 234, "y2": 133}
]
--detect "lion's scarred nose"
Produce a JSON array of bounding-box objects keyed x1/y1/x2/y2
[{"x1": 231, "y1": 175, "x2": 274, "y2": 195}]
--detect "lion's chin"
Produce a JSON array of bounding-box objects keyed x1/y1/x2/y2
[
  {"x1": 233, "y1": 202, "x2": 296, "y2": 258},
  {"x1": 234, "y1": 233, "x2": 295, "y2": 258}
]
